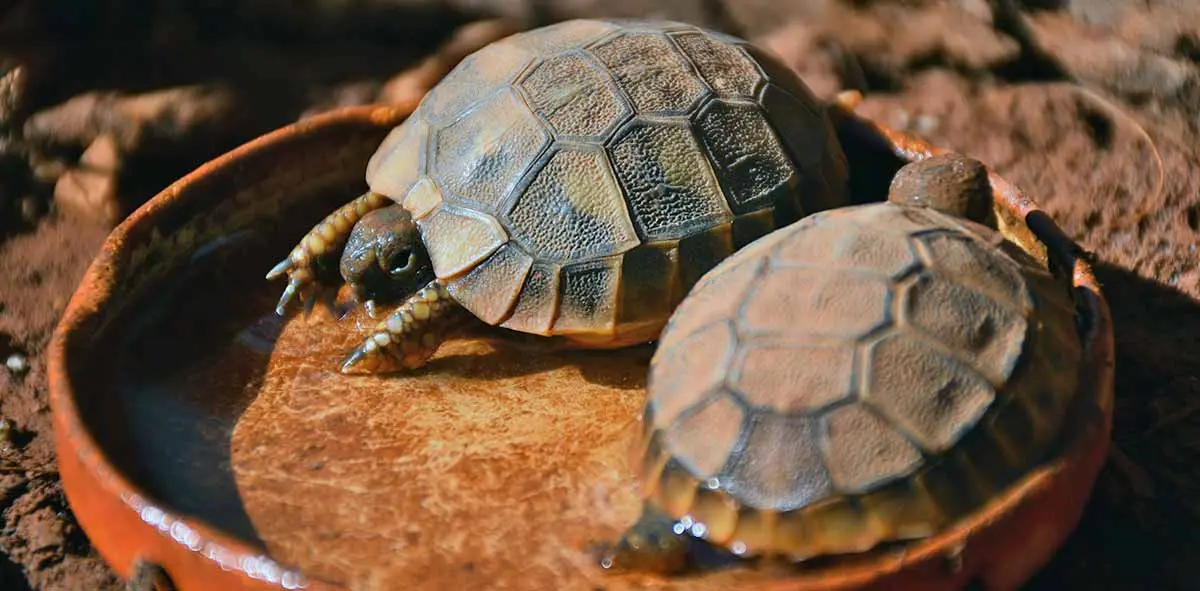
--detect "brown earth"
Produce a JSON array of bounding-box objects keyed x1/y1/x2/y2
[{"x1": 1, "y1": 1, "x2": 1199, "y2": 589}]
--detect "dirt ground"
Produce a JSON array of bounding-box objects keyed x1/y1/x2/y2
[{"x1": 1, "y1": 0, "x2": 1198, "y2": 589}]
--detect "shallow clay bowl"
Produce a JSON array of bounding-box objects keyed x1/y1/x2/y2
[{"x1": 47, "y1": 97, "x2": 1114, "y2": 591}]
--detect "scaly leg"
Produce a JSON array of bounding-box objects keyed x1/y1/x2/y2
[
  {"x1": 266, "y1": 191, "x2": 389, "y2": 315},
  {"x1": 339, "y1": 279, "x2": 470, "y2": 374}
]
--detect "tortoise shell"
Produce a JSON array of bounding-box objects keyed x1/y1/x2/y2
[
  {"x1": 639, "y1": 201, "x2": 1083, "y2": 559},
  {"x1": 363, "y1": 19, "x2": 849, "y2": 345}
]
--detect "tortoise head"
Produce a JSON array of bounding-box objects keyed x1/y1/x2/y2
[
  {"x1": 339, "y1": 204, "x2": 434, "y2": 306},
  {"x1": 887, "y1": 153, "x2": 997, "y2": 228}
]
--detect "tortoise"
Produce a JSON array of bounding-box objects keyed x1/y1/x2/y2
[
  {"x1": 266, "y1": 18, "x2": 851, "y2": 373},
  {"x1": 600, "y1": 153, "x2": 1084, "y2": 573}
]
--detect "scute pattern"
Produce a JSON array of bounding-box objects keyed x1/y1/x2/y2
[
  {"x1": 734, "y1": 344, "x2": 855, "y2": 412},
  {"x1": 670, "y1": 32, "x2": 761, "y2": 98},
  {"x1": 370, "y1": 18, "x2": 849, "y2": 341},
  {"x1": 401, "y1": 177, "x2": 443, "y2": 220},
  {"x1": 772, "y1": 218, "x2": 919, "y2": 278},
  {"x1": 423, "y1": 43, "x2": 535, "y2": 124},
  {"x1": 823, "y1": 405, "x2": 923, "y2": 493},
  {"x1": 445, "y1": 244, "x2": 534, "y2": 325},
  {"x1": 365, "y1": 118, "x2": 426, "y2": 196},
  {"x1": 609, "y1": 121, "x2": 731, "y2": 241},
  {"x1": 416, "y1": 204, "x2": 508, "y2": 278},
  {"x1": 695, "y1": 99, "x2": 794, "y2": 213},
  {"x1": 553, "y1": 257, "x2": 622, "y2": 334},
  {"x1": 646, "y1": 202, "x2": 1081, "y2": 522},
  {"x1": 500, "y1": 263, "x2": 560, "y2": 335},
  {"x1": 759, "y1": 84, "x2": 827, "y2": 171},
  {"x1": 511, "y1": 19, "x2": 618, "y2": 55},
  {"x1": 518, "y1": 52, "x2": 628, "y2": 139},
  {"x1": 649, "y1": 321, "x2": 738, "y2": 428},
  {"x1": 589, "y1": 32, "x2": 709, "y2": 115},
  {"x1": 506, "y1": 148, "x2": 639, "y2": 262},
  {"x1": 915, "y1": 231, "x2": 1032, "y2": 313},
  {"x1": 902, "y1": 274, "x2": 1027, "y2": 385},
  {"x1": 433, "y1": 89, "x2": 550, "y2": 212},
  {"x1": 740, "y1": 267, "x2": 892, "y2": 338},
  {"x1": 863, "y1": 333, "x2": 997, "y2": 453},
  {"x1": 666, "y1": 395, "x2": 745, "y2": 479},
  {"x1": 722, "y1": 414, "x2": 833, "y2": 512}
]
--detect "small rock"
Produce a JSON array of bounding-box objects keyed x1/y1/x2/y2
[
  {"x1": 24, "y1": 85, "x2": 238, "y2": 153},
  {"x1": 53, "y1": 169, "x2": 120, "y2": 226},
  {"x1": 0, "y1": 63, "x2": 25, "y2": 126},
  {"x1": 80, "y1": 132, "x2": 122, "y2": 171},
  {"x1": 0, "y1": 418, "x2": 12, "y2": 449},
  {"x1": 53, "y1": 133, "x2": 122, "y2": 226}
]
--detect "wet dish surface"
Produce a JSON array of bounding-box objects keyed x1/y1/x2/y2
[
  {"x1": 231, "y1": 302, "x2": 653, "y2": 590},
  {"x1": 100, "y1": 222, "x2": 916, "y2": 590}
]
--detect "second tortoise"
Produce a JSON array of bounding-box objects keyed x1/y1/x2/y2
[{"x1": 602, "y1": 154, "x2": 1085, "y2": 573}]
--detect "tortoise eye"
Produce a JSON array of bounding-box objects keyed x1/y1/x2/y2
[{"x1": 387, "y1": 250, "x2": 415, "y2": 276}]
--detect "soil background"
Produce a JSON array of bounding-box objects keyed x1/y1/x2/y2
[{"x1": 2, "y1": 0, "x2": 1199, "y2": 589}]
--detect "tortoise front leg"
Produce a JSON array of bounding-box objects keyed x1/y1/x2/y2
[
  {"x1": 339, "y1": 279, "x2": 470, "y2": 374},
  {"x1": 266, "y1": 191, "x2": 390, "y2": 315}
]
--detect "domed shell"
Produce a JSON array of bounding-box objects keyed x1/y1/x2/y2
[
  {"x1": 362, "y1": 19, "x2": 849, "y2": 342},
  {"x1": 639, "y1": 202, "x2": 1083, "y2": 559}
]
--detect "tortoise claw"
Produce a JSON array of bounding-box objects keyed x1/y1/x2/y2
[
  {"x1": 339, "y1": 346, "x2": 371, "y2": 374},
  {"x1": 265, "y1": 257, "x2": 294, "y2": 281},
  {"x1": 339, "y1": 337, "x2": 408, "y2": 375},
  {"x1": 267, "y1": 192, "x2": 392, "y2": 316},
  {"x1": 271, "y1": 264, "x2": 341, "y2": 318},
  {"x1": 274, "y1": 281, "x2": 299, "y2": 316}
]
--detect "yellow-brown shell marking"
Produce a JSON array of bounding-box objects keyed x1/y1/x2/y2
[
  {"x1": 642, "y1": 203, "x2": 1083, "y2": 560},
  {"x1": 364, "y1": 19, "x2": 849, "y2": 344}
]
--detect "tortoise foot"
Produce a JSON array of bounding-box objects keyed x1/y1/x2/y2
[
  {"x1": 339, "y1": 279, "x2": 467, "y2": 375},
  {"x1": 266, "y1": 191, "x2": 390, "y2": 315}
]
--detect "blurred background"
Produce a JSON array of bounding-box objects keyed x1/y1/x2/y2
[{"x1": 1, "y1": 1, "x2": 1199, "y2": 589}]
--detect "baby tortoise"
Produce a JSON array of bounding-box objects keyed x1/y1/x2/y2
[
  {"x1": 603, "y1": 155, "x2": 1084, "y2": 573},
  {"x1": 267, "y1": 19, "x2": 852, "y2": 373}
]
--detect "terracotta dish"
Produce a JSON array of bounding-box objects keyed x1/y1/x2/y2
[{"x1": 48, "y1": 96, "x2": 1113, "y2": 590}]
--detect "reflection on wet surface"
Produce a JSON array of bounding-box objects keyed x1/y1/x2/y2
[
  {"x1": 230, "y1": 299, "x2": 657, "y2": 589},
  {"x1": 109, "y1": 231, "x2": 286, "y2": 546}
]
